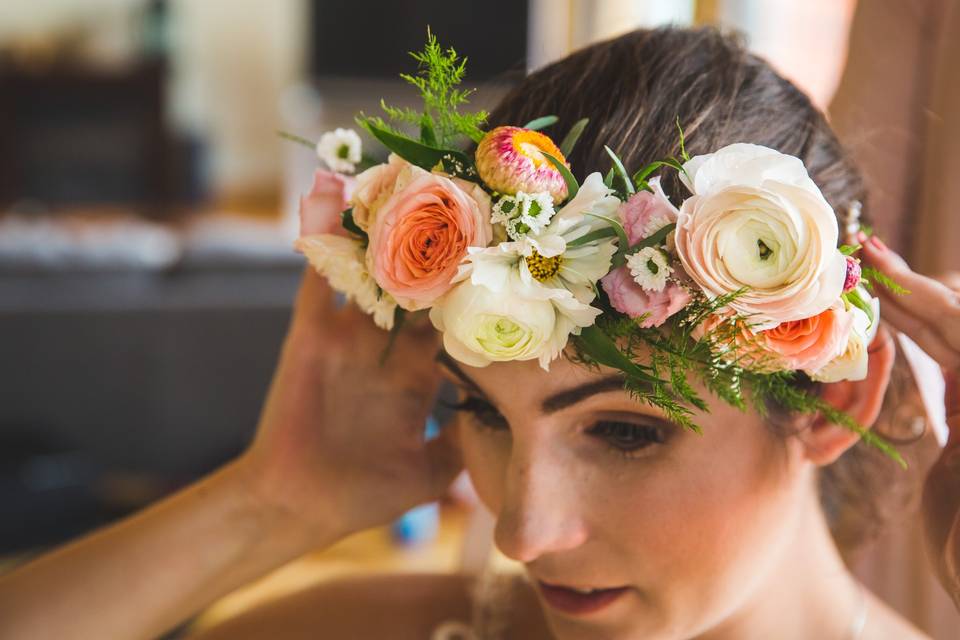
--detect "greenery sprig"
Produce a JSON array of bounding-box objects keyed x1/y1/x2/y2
[{"x1": 377, "y1": 29, "x2": 487, "y2": 147}]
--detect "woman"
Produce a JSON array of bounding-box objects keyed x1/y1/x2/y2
[{"x1": 0, "y1": 27, "x2": 952, "y2": 639}]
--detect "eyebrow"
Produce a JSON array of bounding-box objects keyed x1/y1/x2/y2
[{"x1": 435, "y1": 350, "x2": 633, "y2": 414}]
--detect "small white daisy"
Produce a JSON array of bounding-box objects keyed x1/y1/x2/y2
[
  {"x1": 491, "y1": 191, "x2": 556, "y2": 240},
  {"x1": 627, "y1": 246, "x2": 672, "y2": 292},
  {"x1": 316, "y1": 128, "x2": 362, "y2": 173}
]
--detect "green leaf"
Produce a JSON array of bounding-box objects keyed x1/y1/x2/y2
[
  {"x1": 524, "y1": 115, "x2": 558, "y2": 131},
  {"x1": 630, "y1": 222, "x2": 676, "y2": 251},
  {"x1": 277, "y1": 130, "x2": 316, "y2": 151},
  {"x1": 631, "y1": 159, "x2": 684, "y2": 191},
  {"x1": 861, "y1": 266, "x2": 911, "y2": 295},
  {"x1": 603, "y1": 167, "x2": 615, "y2": 188},
  {"x1": 574, "y1": 326, "x2": 662, "y2": 384},
  {"x1": 676, "y1": 115, "x2": 690, "y2": 162},
  {"x1": 839, "y1": 244, "x2": 861, "y2": 256},
  {"x1": 559, "y1": 118, "x2": 589, "y2": 157},
  {"x1": 340, "y1": 208, "x2": 368, "y2": 244},
  {"x1": 843, "y1": 288, "x2": 875, "y2": 328},
  {"x1": 567, "y1": 226, "x2": 618, "y2": 248},
  {"x1": 358, "y1": 116, "x2": 476, "y2": 178},
  {"x1": 585, "y1": 212, "x2": 631, "y2": 268},
  {"x1": 419, "y1": 114, "x2": 438, "y2": 147},
  {"x1": 604, "y1": 145, "x2": 635, "y2": 195},
  {"x1": 542, "y1": 151, "x2": 579, "y2": 200}
]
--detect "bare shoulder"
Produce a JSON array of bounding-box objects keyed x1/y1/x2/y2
[
  {"x1": 862, "y1": 591, "x2": 931, "y2": 640},
  {"x1": 189, "y1": 573, "x2": 475, "y2": 640}
]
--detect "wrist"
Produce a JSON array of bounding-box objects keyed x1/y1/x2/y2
[{"x1": 224, "y1": 453, "x2": 346, "y2": 558}]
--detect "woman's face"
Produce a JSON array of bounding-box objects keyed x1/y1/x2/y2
[{"x1": 440, "y1": 351, "x2": 817, "y2": 639}]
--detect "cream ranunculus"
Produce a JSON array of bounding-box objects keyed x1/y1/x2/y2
[
  {"x1": 674, "y1": 143, "x2": 847, "y2": 329},
  {"x1": 429, "y1": 265, "x2": 601, "y2": 370}
]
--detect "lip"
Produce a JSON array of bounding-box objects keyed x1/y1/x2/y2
[{"x1": 537, "y1": 581, "x2": 630, "y2": 616}]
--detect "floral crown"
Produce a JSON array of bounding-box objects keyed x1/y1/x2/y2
[{"x1": 287, "y1": 34, "x2": 908, "y2": 463}]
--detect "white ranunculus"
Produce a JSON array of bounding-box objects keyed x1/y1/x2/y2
[
  {"x1": 674, "y1": 143, "x2": 846, "y2": 329},
  {"x1": 430, "y1": 264, "x2": 601, "y2": 370},
  {"x1": 316, "y1": 128, "x2": 363, "y2": 174},
  {"x1": 810, "y1": 288, "x2": 880, "y2": 382},
  {"x1": 294, "y1": 233, "x2": 397, "y2": 329}
]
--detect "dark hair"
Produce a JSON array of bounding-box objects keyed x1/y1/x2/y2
[{"x1": 488, "y1": 26, "x2": 919, "y2": 551}]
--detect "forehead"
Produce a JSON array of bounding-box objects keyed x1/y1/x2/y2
[{"x1": 440, "y1": 349, "x2": 624, "y2": 403}]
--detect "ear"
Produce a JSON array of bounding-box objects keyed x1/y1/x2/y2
[{"x1": 800, "y1": 325, "x2": 896, "y2": 465}]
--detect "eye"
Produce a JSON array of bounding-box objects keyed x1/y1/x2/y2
[
  {"x1": 587, "y1": 420, "x2": 667, "y2": 455},
  {"x1": 445, "y1": 395, "x2": 509, "y2": 431}
]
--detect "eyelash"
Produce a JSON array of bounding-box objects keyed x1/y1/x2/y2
[{"x1": 445, "y1": 396, "x2": 667, "y2": 458}]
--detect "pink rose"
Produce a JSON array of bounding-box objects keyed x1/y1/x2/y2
[
  {"x1": 760, "y1": 301, "x2": 854, "y2": 372},
  {"x1": 601, "y1": 265, "x2": 691, "y2": 328},
  {"x1": 351, "y1": 153, "x2": 408, "y2": 231},
  {"x1": 619, "y1": 178, "x2": 678, "y2": 245},
  {"x1": 299, "y1": 170, "x2": 355, "y2": 237},
  {"x1": 368, "y1": 165, "x2": 492, "y2": 310}
]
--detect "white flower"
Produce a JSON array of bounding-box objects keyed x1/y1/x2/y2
[
  {"x1": 627, "y1": 247, "x2": 672, "y2": 292},
  {"x1": 429, "y1": 267, "x2": 600, "y2": 370},
  {"x1": 508, "y1": 172, "x2": 621, "y2": 302},
  {"x1": 491, "y1": 191, "x2": 556, "y2": 240},
  {"x1": 316, "y1": 128, "x2": 362, "y2": 174},
  {"x1": 674, "y1": 143, "x2": 847, "y2": 329},
  {"x1": 294, "y1": 233, "x2": 397, "y2": 329},
  {"x1": 810, "y1": 287, "x2": 880, "y2": 382}
]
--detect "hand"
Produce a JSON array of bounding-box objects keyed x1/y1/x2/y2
[
  {"x1": 859, "y1": 233, "x2": 960, "y2": 606},
  {"x1": 237, "y1": 268, "x2": 463, "y2": 548}
]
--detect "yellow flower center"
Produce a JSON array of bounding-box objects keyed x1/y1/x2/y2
[
  {"x1": 511, "y1": 130, "x2": 566, "y2": 168},
  {"x1": 525, "y1": 251, "x2": 563, "y2": 281}
]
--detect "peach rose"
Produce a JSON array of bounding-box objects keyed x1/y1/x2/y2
[
  {"x1": 351, "y1": 153, "x2": 408, "y2": 231},
  {"x1": 760, "y1": 301, "x2": 854, "y2": 372},
  {"x1": 367, "y1": 164, "x2": 492, "y2": 310},
  {"x1": 299, "y1": 169, "x2": 355, "y2": 237}
]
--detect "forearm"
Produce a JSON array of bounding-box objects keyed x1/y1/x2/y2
[{"x1": 0, "y1": 458, "x2": 335, "y2": 640}]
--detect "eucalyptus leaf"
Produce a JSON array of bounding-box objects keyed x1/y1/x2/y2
[
  {"x1": 542, "y1": 152, "x2": 579, "y2": 200},
  {"x1": 585, "y1": 212, "x2": 631, "y2": 267},
  {"x1": 524, "y1": 115, "x2": 559, "y2": 131},
  {"x1": 559, "y1": 118, "x2": 589, "y2": 157},
  {"x1": 341, "y1": 208, "x2": 368, "y2": 244},
  {"x1": 631, "y1": 159, "x2": 683, "y2": 191},
  {"x1": 357, "y1": 117, "x2": 475, "y2": 178},
  {"x1": 575, "y1": 326, "x2": 662, "y2": 384},
  {"x1": 567, "y1": 226, "x2": 618, "y2": 248},
  {"x1": 603, "y1": 168, "x2": 615, "y2": 188},
  {"x1": 843, "y1": 288, "x2": 875, "y2": 329},
  {"x1": 604, "y1": 146, "x2": 635, "y2": 195}
]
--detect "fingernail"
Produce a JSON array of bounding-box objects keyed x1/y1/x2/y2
[{"x1": 856, "y1": 231, "x2": 868, "y2": 244}]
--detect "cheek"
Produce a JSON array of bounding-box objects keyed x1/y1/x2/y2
[{"x1": 599, "y1": 422, "x2": 805, "y2": 623}]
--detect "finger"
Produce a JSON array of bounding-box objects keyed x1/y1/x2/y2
[
  {"x1": 879, "y1": 302, "x2": 960, "y2": 370},
  {"x1": 425, "y1": 425, "x2": 464, "y2": 497},
  {"x1": 946, "y1": 370, "x2": 960, "y2": 449},
  {"x1": 860, "y1": 233, "x2": 960, "y2": 325}
]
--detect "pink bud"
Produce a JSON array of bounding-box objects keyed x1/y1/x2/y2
[{"x1": 842, "y1": 256, "x2": 861, "y2": 293}]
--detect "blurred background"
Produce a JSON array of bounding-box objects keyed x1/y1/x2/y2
[{"x1": 1, "y1": 0, "x2": 957, "y2": 637}]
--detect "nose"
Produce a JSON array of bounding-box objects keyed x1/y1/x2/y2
[{"x1": 493, "y1": 443, "x2": 589, "y2": 563}]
